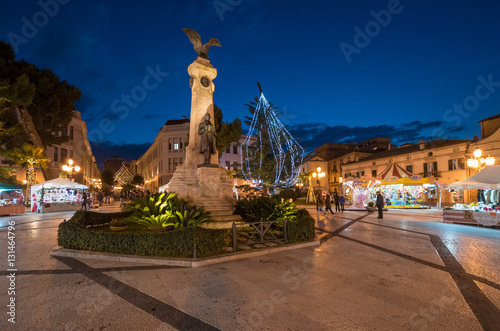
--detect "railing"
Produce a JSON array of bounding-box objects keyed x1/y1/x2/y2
[{"x1": 232, "y1": 220, "x2": 288, "y2": 252}]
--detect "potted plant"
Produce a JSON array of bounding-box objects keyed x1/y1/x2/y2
[
  {"x1": 365, "y1": 202, "x2": 376, "y2": 213},
  {"x1": 110, "y1": 218, "x2": 128, "y2": 231}
]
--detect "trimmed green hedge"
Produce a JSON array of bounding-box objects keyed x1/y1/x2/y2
[
  {"x1": 71, "y1": 210, "x2": 134, "y2": 227},
  {"x1": 287, "y1": 209, "x2": 316, "y2": 243},
  {"x1": 58, "y1": 220, "x2": 230, "y2": 258}
]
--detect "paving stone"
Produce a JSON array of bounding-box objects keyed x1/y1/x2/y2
[
  {"x1": 264, "y1": 242, "x2": 278, "y2": 247},
  {"x1": 253, "y1": 244, "x2": 267, "y2": 248}
]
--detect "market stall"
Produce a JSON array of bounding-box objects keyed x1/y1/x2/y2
[
  {"x1": 377, "y1": 162, "x2": 437, "y2": 208},
  {"x1": 0, "y1": 183, "x2": 25, "y2": 215},
  {"x1": 30, "y1": 178, "x2": 88, "y2": 213},
  {"x1": 441, "y1": 165, "x2": 500, "y2": 226}
]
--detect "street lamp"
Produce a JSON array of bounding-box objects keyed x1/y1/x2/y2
[
  {"x1": 467, "y1": 149, "x2": 495, "y2": 171},
  {"x1": 312, "y1": 166, "x2": 326, "y2": 192},
  {"x1": 62, "y1": 159, "x2": 80, "y2": 181}
]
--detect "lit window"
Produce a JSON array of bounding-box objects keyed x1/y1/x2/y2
[{"x1": 174, "y1": 143, "x2": 179, "y2": 150}]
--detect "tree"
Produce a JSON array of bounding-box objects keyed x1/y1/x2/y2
[
  {"x1": 0, "y1": 167, "x2": 20, "y2": 185},
  {"x1": 240, "y1": 84, "x2": 304, "y2": 194},
  {"x1": 131, "y1": 174, "x2": 144, "y2": 186},
  {"x1": 213, "y1": 105, "x2": 242, "y2": 158},
  {"x1": 101, "y1": 170, "x2": 115, "y2": 186},
  {"x1": 6, "y1": 144, "x2": 49, "y2": 204}
]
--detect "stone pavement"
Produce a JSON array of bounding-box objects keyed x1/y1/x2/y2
[{"x1": 1, "y1": 205, "x2": 499, "y2": 330}]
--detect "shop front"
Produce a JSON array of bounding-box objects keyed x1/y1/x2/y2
[
  {"x1": 30, "y1": 178, "x2": 88, "y2": 213},
  {"x1": 0, "y1": 183, "x2": 25, "y2": 215},
  {"x1": 379, "y1": 178, "x2": 437, "y2": 209},
  {"x1": 442, "y1": 165, "x2": 500, "y2": 226}
]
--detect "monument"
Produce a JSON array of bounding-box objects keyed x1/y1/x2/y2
[{"x1": 166, "y1": 28, "x2": 240, "y2": 227}]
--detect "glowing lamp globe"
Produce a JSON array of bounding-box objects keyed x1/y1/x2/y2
[
  {"x1": 485, "y1": 156, "x2": 495, "y2": 166},
  {"x1": 473, "y1": 149, "x2": 482, "y2": 158}
]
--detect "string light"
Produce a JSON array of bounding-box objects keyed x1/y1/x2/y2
[
  {"x1": 241, "y1": 91, "x2": 304, "y2": 188},
  {"x1": 114, "y1": 165, "x2": 134, "y2": 185}
]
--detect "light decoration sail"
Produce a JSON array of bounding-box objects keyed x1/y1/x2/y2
[{"x1": 241, "y1": 90, "x2": 304, "y2": 188}]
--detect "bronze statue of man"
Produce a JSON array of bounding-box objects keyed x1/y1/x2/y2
[{"x1": 198, "y1": 113, "x2": 216, "y2": 164}]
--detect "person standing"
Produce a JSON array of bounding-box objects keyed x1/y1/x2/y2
[
  {"x1": 81, "y1": 191, "x2": 88, "y2": 211},
  {"x1": 119, "y1": 192, "x2": 125, "y2": 208},
  {"x1": 376, "y1": 191, "x2": 385, "y2": 219},
  {"x1": 325, "y1": 192, "x2": 335, "y2": 216},
  {"x1": 333, "y1": 192, "x2": 340, "y2": 212},
  {"x1": 339, "y1": 194, "x2": 345, "y2": 212}
]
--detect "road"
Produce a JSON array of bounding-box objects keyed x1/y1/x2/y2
[{"x1": 1, "y1": 205, "x2": 499, "y2": 330}]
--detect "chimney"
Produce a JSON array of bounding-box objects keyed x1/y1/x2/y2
[
  {"x1": 473, "y1": 136, "x2": 479, "y2": 142},
  {"x1": 419, "y1": 139, "x2": 425, "y2": 150},
  {"x1": 182, "y1": 115, "x2": 187, "y2": 119}
]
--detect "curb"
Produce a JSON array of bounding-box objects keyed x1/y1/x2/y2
[{"x1": 49, "y1": 240, "x2": 321, "y2": 268}]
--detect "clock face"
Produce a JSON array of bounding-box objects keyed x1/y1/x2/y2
[{"x1": 200, "y1": 77, "x2": 210, "y2": 87}]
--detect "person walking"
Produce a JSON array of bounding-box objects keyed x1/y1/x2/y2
[
  {"x1": 325, "y1": 192, "x2": 335, "y2": 216},
  {"x1": 81, "y1": 191, "x2": 88, "y2": 211},
  {"x1": 119, "y1": 192, "x2": 125, "y2": 208},
  {"x1": 376, "y1": 191, "x2": 385, "y2": 219},
  {"x1": 316, "y1": 192, "x2": 324, "y2": 212},
  {"x1": 333, "y1": 192, "x2": 340, "y2": 212},
  {"x1": 339, "y1": 194, "x2": 345, "y2": 212}
]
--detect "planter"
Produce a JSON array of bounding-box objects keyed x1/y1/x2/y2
[{"x1": 110, "y1": 225, "x2": 128, "y2": 231}]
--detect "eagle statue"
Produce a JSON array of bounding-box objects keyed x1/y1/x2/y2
[{"x1": 182, "y1": 28, "x2": 221, "y2": 60}]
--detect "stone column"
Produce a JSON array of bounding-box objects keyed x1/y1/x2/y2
[{"x1": 184, "y1": 57, "x2": 218, "y2": 167}]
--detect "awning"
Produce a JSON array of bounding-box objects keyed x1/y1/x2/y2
[
  {"x1": 0, "y1": 183, "x2": 23, "y2": 190},
  {"x1": 442, "y1": 165, "x2": 500, "y2": 190},
  {"x1": 31, "y1": 178, "x2": 88, "y2": 192}
]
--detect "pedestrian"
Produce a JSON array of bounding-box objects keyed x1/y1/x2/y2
[
  {"x1": 81, "y1": 191, "x2": 88, "y2": 211},
  {"x1": 376, "y1": 190, "x2": 385, "y2": 219},
  {"x1": 339, "y1": 194, "x2": 345, "y2": 212},
  {"x1": 316, "y1": 192, "x2": 324, "y2": 212},
  {"x1": 325, "y1": 192, "x2": 334, "y2": 216},
  {"x1": 334, "y1": 192, "x2": 340, "y2": 212},
  {"x1": 119, "y1": 192, "x2": 124, "y2": 208}
]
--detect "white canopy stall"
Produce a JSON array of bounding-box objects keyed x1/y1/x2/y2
[
  {"x1": 31, "y1": 178, "x2": 88, "y2": 213},
  {"x1": 441, "y1": 166, "x2": 500, "y2": 226}
]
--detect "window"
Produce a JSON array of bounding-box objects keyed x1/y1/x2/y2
[
  {"x1": 168, "y1": 158, "x2": 172, "y2": 171},
  {"x1": 168, "y1": 139, "x2": 172, "y2": 151},
  {"x1": 232, "y1": 162, "x2": 238, "y2": 171},
  {"x1": 226, "y1": 146, "x2": 230, "y2": 153},
  {"x1": 361, "y1": 171, "x2": 365, "y2": 176},
  {"x1": 173, "y1": 158, "x2": 178, "y2": 171},
  {"x1": 62, "y1": 127, "x2": 68, "y2": 137},
  {"x1": 448, "y1": 158, "x2": 465, "y2": 171},
  {"x1": 233, "y1": 145, "x2": 238, "y2": 154},
  {"x1": 372, "y1": 170, "x2": 377, "y2": 177},
  {"x1": 69, "y1": 126, "x2": 74, "y2": 140},
  {"x1": 226, "y1": 161, "x2": 230, "y2": 169},
  {"x1": 180, "y1": 137, "x2": 183, "y2": 150},
  {"x1": 173, "y1": 138, "x2": 179, "y2": 150},
  {"x1": 61, "y1": 149, "x2": 67, "y2": 164},
  {"x1": 69, "y1": 150, "x2": 73, "y2": 158},
  {"x1": 53, "y1": 147, "x2": 58, "y2": 162},
  {"x1": 406, "y1": 165, "x2": 413, "y2": 173},
  {"x1": 423, "y1": 162, "x2": 438, "y2": 176}
]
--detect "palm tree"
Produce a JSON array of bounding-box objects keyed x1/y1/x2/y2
[{"x1": 6, "y1": 144, "x2": 50, "y2": 204}]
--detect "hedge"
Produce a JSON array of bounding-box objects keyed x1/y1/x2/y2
[
  {"x1": 58, "y1": 220, "x2": 230, "y2": 258},
  {"x1": 287, "y1": 209, "x2": 316, "y2": 243},
  {"x1": 71, "y1": 210, "x2": 134, "y2": 227}
]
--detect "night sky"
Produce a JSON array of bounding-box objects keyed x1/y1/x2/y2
[{"x1": 2, "y1": 0, "x2": 500, "y2": 167}]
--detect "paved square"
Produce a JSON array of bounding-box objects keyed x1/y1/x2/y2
[{"x1": 1, "y1": 206, "x2": 499, "y2": 330}]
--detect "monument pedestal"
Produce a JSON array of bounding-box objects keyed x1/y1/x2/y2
[{"x1": 168, "y1": 164, "x2": 241, "y2": 228}]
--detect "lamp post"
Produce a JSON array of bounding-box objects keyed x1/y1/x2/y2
[
  {"x1": 312, "y1": 166, "x2": 326, "y2": 192},
  {"x1": 467, "y1": 149, "x2": 495, "y2": 172},
  {"x1": 62, "y1": 159, "x2": 81, "y2": 181}
]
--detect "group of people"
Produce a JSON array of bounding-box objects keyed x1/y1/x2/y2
[{"x1": 316, "y1": 191, "x2": 345, "y2": 216}]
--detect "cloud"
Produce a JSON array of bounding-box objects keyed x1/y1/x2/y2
[
  {"x1": 141, "y1": 114, "x2": 161, "y2": 120},
  {"x1": 288, "y1": 120, "x2": 467, "y2": 151},
  {"x1": 90, "y1": 141, "x2": 150, "y2": 169}
]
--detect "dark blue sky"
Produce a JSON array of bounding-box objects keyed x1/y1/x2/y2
[{"x1": 2, "y1": 0, "x2": 500, "y2": 165}]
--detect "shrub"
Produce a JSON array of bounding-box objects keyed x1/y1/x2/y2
[
  {"x1": 287, "y1": 209, "x2": 315, "y2": 243},
  {"x1": 71, "y1": 210, "x2": 134, "y2": 227},
  {"x1": 277, "y1": 189, "x2": 298, "y2": 201},
  {"x1": 234, "y1": 197, "x2": 297, "y2": 222},
  {"x1": 58, "y1": 217, "x2": 230, "y2": 258},
  {"x1": 124, "y1": 192, "x2": 211, "y2": 230}
]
